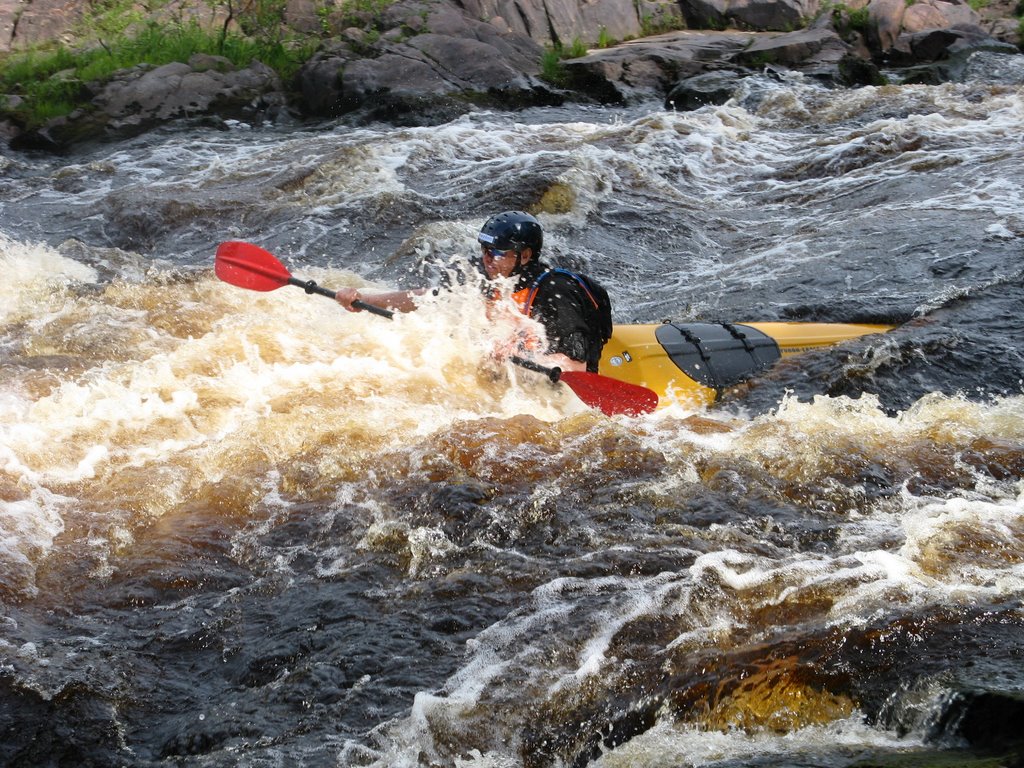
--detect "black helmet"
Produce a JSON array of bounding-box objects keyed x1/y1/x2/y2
[{"x1": 478, "y1": 211, "x2": 543, "y2": 255}]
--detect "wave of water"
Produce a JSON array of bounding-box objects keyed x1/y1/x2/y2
[{"x1": 2, "y1": 65, "x2": 1024, "y2": 767}]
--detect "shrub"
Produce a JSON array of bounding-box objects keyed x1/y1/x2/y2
[
  {"x1": 848, "y1": 6, "x2": 871, "y2": 31},
  {"x1": 538, "y1": 39, "x2": 589, "y2": 85},
  {"x1": 540, "y1": 45, "x2": 567, "y2": 84},
  {"x1": 0, "y1": 19, "x2": 316, "y2": 129}
]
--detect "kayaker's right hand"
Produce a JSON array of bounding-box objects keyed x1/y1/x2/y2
[{"x1": 335, "y1": 287, "x2": 363, "y2": 312}]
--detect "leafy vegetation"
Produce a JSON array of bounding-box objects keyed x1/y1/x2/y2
[
  {"x1": 0, "y1": 0, "x2": 331, "y2": 129},
  {"x1": 639, "y1": 10, "x2": 685, "y2": 36},
  {"x1": 539, "y1": 46, "x2": 568, "y2": 84},
  {"x1": 538, "y1": 38, "x2": 589, "y2": 85},
  {"x1": 331, "y1": 0, "x2": 397, "y2": 29},
  {"x1": 847, "y1": 6, "x2": 871, "y2": 32},
  {"x1": 822, "y1": 1, "x2": 872, "y2": 33}
]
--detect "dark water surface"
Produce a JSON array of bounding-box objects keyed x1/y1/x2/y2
[{"x1": 2, "y1": 58, "x2": 1024, "y2": 767}]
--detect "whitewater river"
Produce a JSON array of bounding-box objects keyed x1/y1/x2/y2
[{"x1": 2, "y1": 58, "x2": 1024, "y2": 767}]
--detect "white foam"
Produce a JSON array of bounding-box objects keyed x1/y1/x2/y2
[
  {"x1": 0, "y1": 235, "x2": 98, "y2": 324},
  {"x1": 0, "y1": 491, "x2": 67, "y2": 597},
  {"x1": 591, "y1": 715, "x2": 920, "y2": 767}
]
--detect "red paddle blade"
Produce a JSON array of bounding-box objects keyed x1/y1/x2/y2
[
  {"x1": 215, "y1": 241, "x2": 292, "y2": 291},
  {"x1": 558, "y1": 371, "x2": 659, "y2": 417}
]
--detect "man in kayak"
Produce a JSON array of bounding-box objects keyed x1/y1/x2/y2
[{"x1": 334, "y1": 211, "x2": 612, "y2": 373}]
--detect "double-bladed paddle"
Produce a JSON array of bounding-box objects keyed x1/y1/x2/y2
[{"x1": 214, "y1": 240, "x2": 659, "y2": 417}]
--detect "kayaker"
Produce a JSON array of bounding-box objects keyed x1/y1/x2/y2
[{"x1": 334, "y1": 211, "x2": 612, "y2": 373}]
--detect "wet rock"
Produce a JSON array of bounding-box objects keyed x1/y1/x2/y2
[
  {"x1": 889, "y1": 24, "x2": 1020, "y2": 76},
  {"x1": 520, "y1": 607, "x2": 1024, "y2": 768},
  {"x1": 939, "y1": 690, "x2": 1024, "y2": 752},
  {"x1": 296, "y1": 47, "x2": 357, "y2": 116},
  {"x1": 664, "y1": 70, "x2": 744, "y2": 111},
  {"x1": 955, "y1": 49, "x2": 1024, "y2": 83},
  {"x1": 892, "y1": 26, "x2": 964, "y2": 62},
  {"x1": 0, "y1": 678, "x2": 127, "y2": 766},
  {"x1": 837, "y1": 51, "x2": 888, "y2": 85}
]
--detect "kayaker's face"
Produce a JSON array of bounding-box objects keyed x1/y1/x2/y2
[{"x1": 480, "y1": 245, "x2": 531, "y2": 279}]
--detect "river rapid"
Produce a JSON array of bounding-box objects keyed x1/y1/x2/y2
[{"x1": 2, "y1": 61, "x2": 1024, "y2": 767}]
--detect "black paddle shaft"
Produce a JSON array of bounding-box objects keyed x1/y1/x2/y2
[
  {"x1": 287, "y1": 277, "x2": 395, "y2": 318},
  {"x1": 509, "y1": 355, "x2": 562, "y2": 383},
  {"x1": 285, "y1": 276, "x2": 561, "y2": 384}
]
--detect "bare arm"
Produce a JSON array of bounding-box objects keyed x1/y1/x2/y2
[
  {"x1": 334, "y1": 286, "x2": 427, "y2": 314},
  {"x1": 540, "y1": 352, "x2": 588, "y2": 373}
]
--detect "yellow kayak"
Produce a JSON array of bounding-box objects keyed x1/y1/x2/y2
[{"x1": 600, "y1": 321, "x2": 893, "y2": 408}]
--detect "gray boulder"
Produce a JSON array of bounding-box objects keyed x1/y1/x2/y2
[
  {"x1": 11, "y1": 55, "x2": 285, "y2": 151},
  {"x1": 456, "y1": 0, "x2": 650, "y2": 45},
  {"x1": 678, "y1": 0, "x2": 822, "y2": 31},
  {"x1": 570, "y1": 28, "x2": 852, "y2": 105},
  {"x1": 563, "y1": 30, "x2": 757, "y2": 103},
  {"x1": 900, "y1": 0, "x2": 979, "y2": 34},
  {"x1": 893, "y1": 24, "x2": 1020, "y2": 81},
  {"x1": 955, "y1": 49, "x2": 1024, "y2": 83},
  {"x1": 2, "y1": 0, "x2": 83, "y2": 50},
  {"x1": 891, "y1": 22, "x2": 1018, "y2": 63},
  {"x1": 867, "y1": 0, "x2": 907, "y2": 54},
  {"x1": 294, "y1": 4, "x2": 556, "y2": 123},
  {"x1": 733, "y1": 27, "x2": 850, "y2": 69},
  {"x1": 95, "y1": 56, "x2": 284, "y2": 126}
]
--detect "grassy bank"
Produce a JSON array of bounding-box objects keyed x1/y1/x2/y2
[{"x1": 0, "y1": 0, "x2": 319, "y2": 130}]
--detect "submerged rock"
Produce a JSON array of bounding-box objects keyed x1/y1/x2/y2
[{"x1": 665, "y1": 70, "x2": 745, "y2": 111}]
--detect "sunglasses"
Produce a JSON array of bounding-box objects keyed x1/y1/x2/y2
[{"x1": 481, "y1": 245, "x2": 514, "y2": 259}]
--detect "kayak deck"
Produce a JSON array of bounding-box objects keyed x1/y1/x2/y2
[{"x1": 599, "y1": 321, "x2": 892, "y2": 408}]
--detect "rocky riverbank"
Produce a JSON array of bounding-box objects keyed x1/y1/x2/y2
[{"x1": 1, "y1": 0, "x2": 1022, "y2": 152}]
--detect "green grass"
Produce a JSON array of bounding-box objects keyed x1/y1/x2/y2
[
  {"x1": 538, "y1": 38, "x2": 589, "y2": 85},
  {"x1": 848, "y1": 6, "x2": 871, "y2": 32},
  {"x1": 0, "y1": 20, "x2": 317, "y2": 129},
  {"x1": 0, "y1": 0, "x2": 346, "y2": 129},
  {"x1": 640, "y1": 10, "x2": 686, "y2": 35},
  {"x1": 540, "y1": 46, "x2": 566, "y2": 84},
  {"x1": 565, "y1": 38, "x2": 589, "y2": 57}
]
